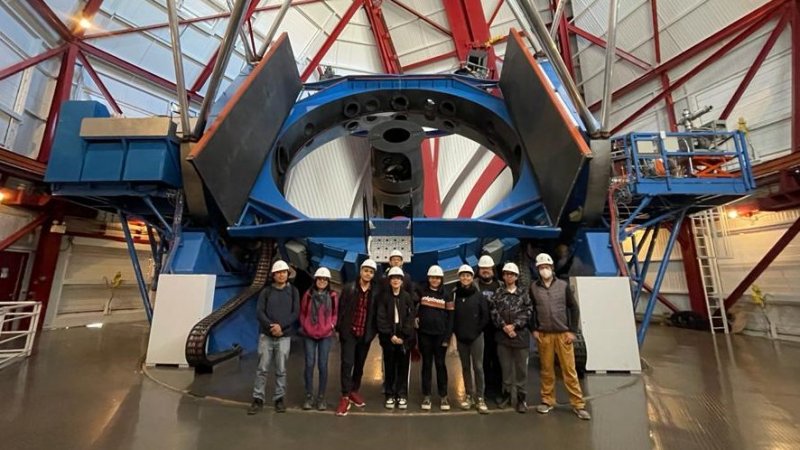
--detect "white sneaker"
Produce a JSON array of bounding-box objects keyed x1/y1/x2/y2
[
  {"x1": 398, "y1": 398, "x2": 408, "y2": 409},
  {"x1": 459, "y1": 395, "x2": 474, "y2": 410},
  {"x1": 476, "y1": 397, "x2": 489, "y2": 414},
  {"x1": 385, "y1": 397, "x2": 395, "y2": 409},
  {"x1": 421, "y1": 396, "x2": 432, "y2": 410},
  {"x1": 440, "y1": 397, "x2": 450, "y2": 411}
]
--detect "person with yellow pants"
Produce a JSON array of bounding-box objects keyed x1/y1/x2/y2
[{"x1": 529, "y1": 253, "x2": 591, "y2": 420}]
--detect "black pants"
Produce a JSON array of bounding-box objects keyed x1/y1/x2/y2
[
  {"x1": 419, "y1": 333, "x2": 448, "y2": 397},
  {"x1": 340, "y1": 333, "x2": 372, "y2": 395},
  {"x1": 483, "y1": 324, "x2": 502, "y2": 397},
  {"x1": 381, "y1": 338, "x2": 410, "y2": 398}
]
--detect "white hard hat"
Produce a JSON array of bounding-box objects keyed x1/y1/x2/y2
[
  {"x1": 502, "y1": 262, "x2": 520, "y2": 275},
  {"x1": 389, "y1": 249, "x2": 404, "y2": 259},
  {"x1": 387, "y1": 266, "x2": 404, "y2": 277},
  {"x1": 314, "y1": 267, "x2": 331, "y2": 279},
  {"x1": 271, "y1": 260, "x2": 290, "y2": 273},
  {"x1": 478, "y1": 255, "x2": 495, "y2": 268},
  {"x1": 360, "y1": 259, "x2": 377, "y2": 270},
  {"x1": 427, "y1": 265, "x2": 444, "y2": 277},
  {"x1": 458, "y1": 264, "x2": 474, "y2": 275},
  {"x1": 535, "y1": 253, "x2": 555, "y2": 267}
]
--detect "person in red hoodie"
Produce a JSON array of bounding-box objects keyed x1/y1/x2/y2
[{"x1": 300, "y1": 267, "x2": 338, "y2": 411}]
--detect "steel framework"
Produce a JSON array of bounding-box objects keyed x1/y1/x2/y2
[{"x1": 0, "y1": 0, "x2": 797, "y2": 333}]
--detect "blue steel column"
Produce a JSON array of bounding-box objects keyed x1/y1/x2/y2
[
  {"x1": 633, "y1": 224, "x2": 660, "y2": 309},
  {"x1": 119, "y1": 211, "x2": 153, "y2": 322},
  {"x1": 637, "y1": 210, "x2": 687, "y2": 345}
]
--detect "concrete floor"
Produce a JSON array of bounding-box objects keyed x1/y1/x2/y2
[{"x1": 1, "y1": 323, "x2": 798, "y2": 450}]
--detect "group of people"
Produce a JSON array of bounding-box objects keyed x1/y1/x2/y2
[{"x1": 246, "y1": 250, "x2": 590, "y2": 421}]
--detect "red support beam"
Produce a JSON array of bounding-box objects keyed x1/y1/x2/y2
[
  {"x1": 0, "y1": 212, "x2": 49, "y2": 253},
  {"x1": 38, "y1": 45, "x2": 78, "y2": 163},
  {"x1": 610, "y1": 9, "x2": 777, "y2": 135},
  {"x1": 76, "y1": 50, "x2": 122, "y2": 115},
  {"x1": 488, "y1": 0, "x2": 505, "y2": 28},
  {"x1": 191, "y1": 50, "x2": 218, "y2": 93},
  {"x1": 28, "y1": 0, "x2": 73, "y2": 42},
  {"x1": 720, "y1": 12, "x2": 790, "y2": 120},
  {"x1": 650, "y1": 0, "x2": 678, "y2": 131},
  {"x1": 363, "y1": 0, "x2": 403, "y2": 74},
  {"x1": 724, "y1": 215, "x2": 800, "y2": 309},
  {"x1": 0, "y1": 45, "x2": 68, "y2": 82},
  {"x1": 553, "y1": 0, "x2": 575, "y2": 79},
  {"x1": 25, "y1": 208, "x2": 64, "y2": 329},
  {"x1": 82, "y1": 0, "x2": 325, "y2": 40},
  {"x1": 300, "y1": 0, "x2": 365, "y2": 82},
  {"x1": 458, "y1": 155, "x2": 506, "y2": 218},
  {"x1": 589, "y1": 0, "x2": 786, "y2": 112},
  {"x1": 389, "y1": 0, "x2": 452, "y2": 37},
  {"x1": 568, "y1": 24, "x2": 652, "y2": 71},
  {"x1": 421, "y1": 138, "x2": 442, "y2": 217},
  {"x1": 676, "y1": 221, "x2": 709, "y2": 317},
  {"x1": 442, "y1": 0, "x2": 473, "y2": 61},
  {"x1": 442, "y1": 0, "x2": 498, "y2": 72},
  {"x1": 0, "y1": 146, "x2": 46, "y2": 181},
  {"x1": 78, "y1": 42, "x2": 203, "y2": 103},
  {"x1": 401, "y1": 50, "x2": 458, "y2": 71},
  {"x1": 792, "y1": 0, "x2": 800, "y2": 153}
]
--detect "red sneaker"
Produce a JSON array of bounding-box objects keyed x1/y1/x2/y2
[
  {"x1": 335, "y1": 396, "x2": 351, "y2": 416},
  {"x1": 348, "y1": 391, "x2": 366, "y2": 407}
]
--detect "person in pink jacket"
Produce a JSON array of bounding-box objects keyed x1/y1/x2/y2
[{"x1": 300, "y1": 267, "x2": 339, "y2": 411}]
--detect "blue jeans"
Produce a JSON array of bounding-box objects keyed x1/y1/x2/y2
[
  {"x1": 252, "y1": 334, "x2": 291, "y2": 401},
  {"x1": 304, "y1": 336, "x2": 333, "y2": 396}
]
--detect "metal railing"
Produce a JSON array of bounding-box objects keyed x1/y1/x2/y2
[
  {"x1": 611, "y1": 131, "x2": 756, "y2": 190},
  {"x1": 0, "y1": 302, "x2": 42, "y2": 370}
]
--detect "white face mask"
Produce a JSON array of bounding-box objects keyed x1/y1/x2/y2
[{"x1": 539, "y1": 268, "x2": 553, "y2": 280}]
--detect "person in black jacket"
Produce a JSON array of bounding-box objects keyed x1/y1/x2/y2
[
  {"x1": 248, "y1": 260, "x2": 300, "y2": 415},
  {"x1": 334, "y1": 259, "x2": 379, "y2": 417},
  {"x1": 476, "y1": 255, "x2": 502, "y2": 404},
  {"x1": 377, "y1": 266, "x2": 415, "y2": 410},
  {"x1": 416, "y1": 265, "x2": 454, "y2": 411},
  {"x1": 453, "y1": 264, "x2": 490, "y2": 414},
  {"x1": 491, "y1": 262, "x2": 533, "y2": 414}
]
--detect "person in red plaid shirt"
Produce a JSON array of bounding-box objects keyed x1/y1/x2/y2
[{"x1": 334, "y1": 259, "x2": 379, "y2": 416}]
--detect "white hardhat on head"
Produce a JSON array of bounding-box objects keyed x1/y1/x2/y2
[
  {"x1": 535, "y1": 253, "x2": 555, "y2": 267},
  {"x1": 360, "y1": 259, "x2": 377, "y2": 270},
  {"x1": 389, "y1": 249, "x2": 404, "y2": 259},
  {"x1": 387, "y1": 266, "x2": 404, "y2": 277},
  {"x1": 478, "y1": 255, "x2": 495, "y2": 268},
  {"x1": 427, "y1": 265, "x2": 444, "y2": 277},
  {"x1": 271, "y1": 260, "x2": 290, "y2": 273},
  {"x1": 314, "y1": 267, "x2": 331, "y2": 279},
  {"x1": 458, "y1": 264, "x2": 474, "y2": 275},
  {"x1": 502, "y1": 262, "x2": 520, "y2": 275}
]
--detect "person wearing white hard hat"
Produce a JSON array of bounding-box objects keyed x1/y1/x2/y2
[
  {"x1": 335, "y1": 259, "x2": 379, "y2": 416},
  {"x1": 299, "y1": 267, "x2": 338, "y2": 411},
  {"x1": 381, "y1": 249, "x2": 417, "y2": 299},
  {"x1": 248, "y1": 260, "x2": 299, "y2": 415},
  {"x1": 416, "y1": 265, "x2": 454, "y2": 411},
  {"x1": 530, "y1": 253, "x2": 590, "y2": 420},
  {"x1": 452, "y1": 264, "x2": 490, "y2": 414},
  {"x1": 376, "y1": 266, "x2": 416, "y2": 410},
  {"x1": 490, "y1": 261, "x2": 533, "y2": 414},
  {"x1": 476, "y1": 254, "x2": 503, "y2": 404}
]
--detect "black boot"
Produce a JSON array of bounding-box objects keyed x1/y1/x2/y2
[
  {"x1": 275, "y1": 397, "x2": 287, "y2": 413},
  {"x1": 498, "y1": 391, "x2": 512, "y2": 409},
  {"x1": 516, "y1": 393, "x2": 528, "y2": 414},
  {"x1": 247, "y1": 398, "x2": 263, "y2": 415}
]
